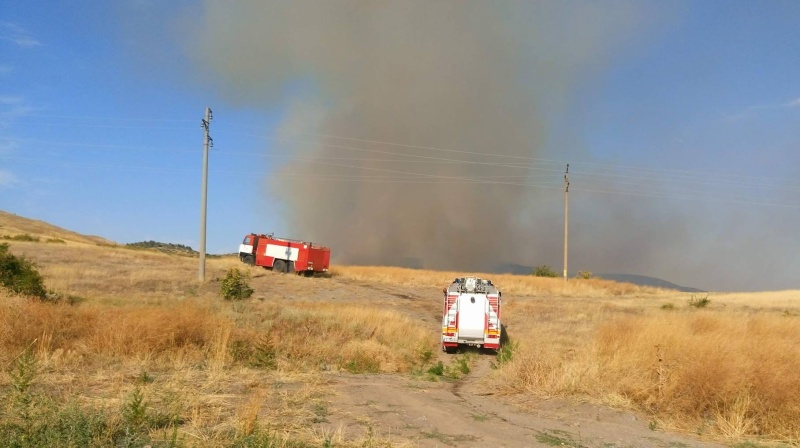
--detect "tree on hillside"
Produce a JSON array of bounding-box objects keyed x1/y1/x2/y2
[{"x1": 532, "y1": 265, "x2": 559, "y2": 278}]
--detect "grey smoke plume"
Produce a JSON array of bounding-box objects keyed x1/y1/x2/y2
[
  {"x1": 186, "y1": 2, "x2": 800, "y2": 291},
  {"x1": 191, "y1": 1, "x2": 645, "y2": 269}
]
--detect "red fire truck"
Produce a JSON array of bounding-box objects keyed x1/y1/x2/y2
[{"x1": 239, "y1": 233, "x2": 330, "y2": 275}]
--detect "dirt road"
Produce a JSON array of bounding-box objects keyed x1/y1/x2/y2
[
  {"x1": 267, "y1": 276, "x2": 726, "y2": 447},
  {"x1": 323, "y1": 359, "x2": 724, "y2": 447}
]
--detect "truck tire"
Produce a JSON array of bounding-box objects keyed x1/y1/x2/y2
[
  {"x1": 243, "y1": 255, "x2": 254, "y2": 265},
  {"x1": 286, "y1": 261, "x2": 295, "y2": 274},
  {"x1": 273, "y1": 259, "x2": 286, "y2": 272}
]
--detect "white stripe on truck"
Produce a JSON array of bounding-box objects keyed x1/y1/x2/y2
[{"x1": 265, "y1": 243, "x2": 299, "y2": 261}]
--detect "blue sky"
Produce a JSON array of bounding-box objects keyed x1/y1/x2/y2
[
  {"x1": 1, "y1": 1, "x2": 798, "y2": 291},
  {"x1": 1, "y1": 2, "x2": 287, "y2": 253}
]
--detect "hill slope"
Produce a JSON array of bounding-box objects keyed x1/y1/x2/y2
[{"x1": 0, "y1": 210, "x2": 114, "y2": 246}]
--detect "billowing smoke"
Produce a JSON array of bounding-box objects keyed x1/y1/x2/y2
[
  {"x1": 184, "y1": 1, "x2": 800, "y2": 291},
  {"x1": 190, "y1": 1, "x2": 644, "y2": 271}
]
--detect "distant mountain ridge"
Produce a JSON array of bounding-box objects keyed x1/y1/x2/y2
[
  {"x1": 491, "y1": 262, "x2": 704, "y2": 293},
  {"x1": 597, "y1": 274, "x2": 705, "y2": 293}
]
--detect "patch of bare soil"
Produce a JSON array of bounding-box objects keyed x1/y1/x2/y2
[{"x1": 323, "y1": 364, "x2": 724, "y2": 447}]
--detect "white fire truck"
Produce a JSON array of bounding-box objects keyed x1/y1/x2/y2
[{"x1": 441, "y1": 277, "x2": 502, "y2": 353}]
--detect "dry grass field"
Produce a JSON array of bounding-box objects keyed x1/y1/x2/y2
[{"x1": 1, "y1": 212, "x2": 799, "y2": 447}]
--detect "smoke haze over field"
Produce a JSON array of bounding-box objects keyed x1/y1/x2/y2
[
  {"x1": 186, "y1": 1, "x2": 800, "y2": 291},
  {"x1": 191, "y1": 1, "x2": 644, "y2": 265}
]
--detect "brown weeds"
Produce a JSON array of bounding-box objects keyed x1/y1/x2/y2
[
  {"x1": 493, "y1": 304, "x2": 800, "y2": 440},
  {"x1": 3, "y1": 214, "x2": 800, "y2": 444}
]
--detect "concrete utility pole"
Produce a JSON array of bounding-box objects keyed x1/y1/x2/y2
[
  {"x1": 199, "y1": 107, "x2": 213, "y2": 282},
  {"x1": 563, "y1": 163, "x2": 569, "y2": 283}
]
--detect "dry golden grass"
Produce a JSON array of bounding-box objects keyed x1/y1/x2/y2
[
  {"x1": 331, "y1": 265, "x2": 669, "y2": 297},
  {"x1": 711, "y1": 290, "x2": 800, "y2": 310},
  {"x1": 0, "y1": 238, "x2": 433, "y2": 445},
  {"x1": 3, "y1": 214, "x2": 800, "y2": 445},
  {"x1": 0, "y1": 299, "x2": 433, "y2": 374},
  {"x1": 0, "y1": 210, "x2": 113, "y2": 245},
  {"x1": 492, "y1": 297, "x2": 800, "y2": 441}
]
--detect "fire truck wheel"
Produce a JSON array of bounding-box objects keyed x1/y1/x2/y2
[
  {"x1": 286, "y1": 261, "x2": 295, "y2": 274},
  {"x1": 273, "y1": 259, "x2": 286, "y2": 272},
  {"x1": 243, "y1": 255, "x2": 254, "y2": 265}
]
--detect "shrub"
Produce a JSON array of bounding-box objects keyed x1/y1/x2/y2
[
  {"x1": 230, "y1": 338, "x2": 277, "y2": 370},
  {"x1": 688, "y1": 294, "x2": 711, "y2": 308},
  {"x1": 126, "y1": 240, "x2": 196, "y2": 255},
  {"x1": 494, "y1": 339, "x2": 517, "y2": 367},
  {"x1": 427, "y1": 361, "x2": 444, "y2": 376},
  {"x1": 575, "y1": 270, "x2": 593, "y2": 279},
  {"x1": 0, "y1": 243, "x2": 47, "y2": 299},
  {"x1": 2, "y1": 234, "x2": 40, "y2": 242},
  {"x1": 220, "y1": 268, "x2": 254, "y2": 301},
  {"x1": 532, "y1": 265, "x2": 559, "y2": 278}
]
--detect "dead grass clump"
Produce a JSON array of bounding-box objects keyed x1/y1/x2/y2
[
  {"x1": 495, "y1": 309, "x2": 800, "y2": 440},
  {"x1": 230, "y1": 302, "x2": 435, "y2": 373},
  {"x1": 89, "y1": 303, "x2": 222, "y2": 358},
  {"x1": 0, "y1": 299, "x2": 225, "y2": 366},
  {"x1": 595, "y1": 312, "x2": 800, "y2": 439}
]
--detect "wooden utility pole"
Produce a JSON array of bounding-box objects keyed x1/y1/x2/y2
[
  {"x1": 563, "y1": 163, "x2": 569, "y2": 282},
  {"x1": 199, "y1": 107, "x2": 213, "y2": 281}
]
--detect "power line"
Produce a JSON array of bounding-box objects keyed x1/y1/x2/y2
[
  {"x1": 10, "y1": 137, "x2": 789, "y2": 192},
  {"x1": 6, "y1": 126, "x2": 799, "y2": 191},
  {"x1": 3, "y1": 152, "x2": 798, "y2": 208},
  {"x1": 11, "y1": 113, "x2": 196, "y2": 122},
  {"x1": 7, "y1": 113, "x2": 794, "y2": 186},
  {"x1": 4, "y1": 137, "x2": 799, "y2": 199},
  {"x1": 3, "y1": 124, "x2": 799, "y2": 208}
]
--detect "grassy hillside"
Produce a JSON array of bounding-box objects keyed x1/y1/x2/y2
[
  {"x1": 0, "y1": 210, "x2": 114, "y2": 246},
  {"x1": 1, "y1": 212, "x2": 800, "y2": 446}
]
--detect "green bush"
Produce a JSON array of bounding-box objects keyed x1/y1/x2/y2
[
  {"x1": 427, "y1": 361, "x2": 444, "y2": 376},
  {"x1": 688, "y1": 294, "x2": 710, "y2": 308},
  {"x1": 0, "y1": 243, "x2": 46, "y2": 299},
  {"x1": 450, "y1": 356, "x2": 471, "y2": 376},
  {"x1": 1, "y1": 234, "x2": 40, "y2": 242},
  {"x1": 575, "y1": 270, "x2": 593, "y2": 279},
  {"x1": 494, "y1": 339, "x2": 517, "y2": 367},
  {"x1": 532, "y1": 265, "x2": 559, "y2": 278},
  {"x1": 220, "y1": 268, "x2": 254, "y2": 301},
  {"x1": 229, "y1": 338, "x2": 277, "y2": 370}
]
